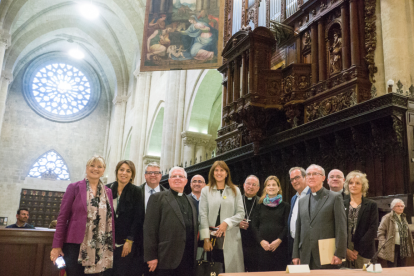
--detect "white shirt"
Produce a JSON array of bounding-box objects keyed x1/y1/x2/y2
[
  {"x1": 290, "y1": 186, "x2": 310, "y2": 238},
  {"x1": 395, "y1": 214, "x2": 401, "y2": 245},
  {"x1": 145, "y1": 184, "x2": 160, "y2": 211}
]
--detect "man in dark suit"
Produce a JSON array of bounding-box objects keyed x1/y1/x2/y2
[
  {"x1": 328, "y1": 169, "x2": 346, "y2": 198},
  {"x1": 239, "y1": 175, "x2": 260, "y2": 272},
  {"x1": 136, "y1": 162, "x2": 167, "y2": 276},
  {"x1": 292, "y1": 164, "x2": 347, "y2": 269},
  {"x1": 187, "y1": 174, "x2": 206, "y2": 217},
  {"x1": 287, "y1": 167, "x2": 310, "y2": 260},
  {"x1": 144, "y1": 166, "x2": 198, "y2": 276}
]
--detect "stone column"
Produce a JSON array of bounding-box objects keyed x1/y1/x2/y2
[
  {"x1": 318, "y1": 19, "x2": 327, "y2": 82},
  {"x1": 160, "y1": 71, "x2": 183, "y2": 173},
  {"x1": 129, "y1": 70, "x2": 152, "y2": 183},
  {"x1": 181, "y1": 131, "x2": 212, "y2": 166},
  {"x1": 349, "y1": 0, "x2": 360, "y2": 66},
  {"x1": 380, "y1": 0, "x2": 412, "y2": 88},
  {"x1": 341, "y1": 3, "x2": 350, "y2": 70},
  {"x1": 107, "y1": 95, "x2": 128, "y2": 182},
  {"x1": 0, "y1": 30, "x2": 10, "y2": 79},
  {"x1": 0, "y1": 70, "x2": 13, "y2": 138},
  {"x1": 311, "y1": 23, "x2": 318, "y2": 84},
  {"x1": 174, "y1": 70, "x2": 186, "y2": 167}
]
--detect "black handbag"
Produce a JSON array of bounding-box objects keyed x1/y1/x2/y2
[
  {"x1": 209, "y1": 227, "x2": 225, "y2": 250},
  {"x1": 195, "y1": 251, "x2": 224, "y2": 276}
]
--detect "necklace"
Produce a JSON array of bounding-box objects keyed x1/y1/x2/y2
[{"x1": 243, "y1": 195, "x2": 256, "y2": 222}]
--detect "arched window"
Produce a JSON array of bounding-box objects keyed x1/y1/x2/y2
[
  {"x1": 23, "y1": 53, "x2": 100, "y2": 122},
  {"x1": 28, "y1": 150, "x2": 70, "y2": 180}
]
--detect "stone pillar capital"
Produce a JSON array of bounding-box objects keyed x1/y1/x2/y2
[
  {"x1": 113, "y1": 95, "x2": 128, "y2": 105},
  {"x1": 1, "y1": 70, "x2": 13, "y2": 84},
  {"x1": 0, "y1": 29, "x2": 11, "y2": 49},
  {"x1": 181, "y1": 131, "x2": 212, "y2": 146},
  {"x1": 143, "y1": 155, "x2": 161, "y2": 165}
]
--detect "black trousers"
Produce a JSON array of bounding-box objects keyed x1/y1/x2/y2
[
  {"x1": 387, "y1": 245, "x2": 407, "y2": 267},
  {"x1": 103, "y1": 246, "x2": 136, "y2": 276},
  {"x1": 157, "y1": 250, "x2": 195, "y2": 276},
  {"x1": 243, "y1": 246, "x2": 258, "y2": 272},
  {"x1": 62, "y1": 243, "x2": 100, "y2": 276}
]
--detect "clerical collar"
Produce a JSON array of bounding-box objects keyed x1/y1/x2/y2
[
  {"x1": 171, "y1": 189, "x2": 183, "y2": 197},
  {"x1": 311, "y1": 187, "x2": 324, "y2": 197}
]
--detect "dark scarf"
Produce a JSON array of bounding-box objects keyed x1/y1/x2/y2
[{"x1": 393, "y1": 211, "x2": 411, "y2": 259}]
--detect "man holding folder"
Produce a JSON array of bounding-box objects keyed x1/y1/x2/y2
[{"x1": 292, "y1": 164, "x2": 346, "y2": 269}]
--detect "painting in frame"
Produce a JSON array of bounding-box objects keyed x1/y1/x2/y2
[{"x1": 140, "y1": 0, "x2": 224, "y2": 72}]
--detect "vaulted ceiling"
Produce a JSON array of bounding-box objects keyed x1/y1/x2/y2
[{"x1": 0, "y1": 0, "x2": 145, "y2": 98}]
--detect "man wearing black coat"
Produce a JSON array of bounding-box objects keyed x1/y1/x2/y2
[
  {"x1": 136, "y1": 162, "x2": 167, "y2": 276},
  {"x1": 144, "y1": 167, "x2": 198, "y2": 276},
  {"x1": 239, "y1": 175, "x2": 260, "y2": 272}
]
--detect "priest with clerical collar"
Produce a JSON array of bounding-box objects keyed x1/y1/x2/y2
[
  {"x1": 239, "y1": 175, "x2": 261, "y2": 272},
  {"x1": 144, "y1": 166, "x2": 198, "y2": 276}
]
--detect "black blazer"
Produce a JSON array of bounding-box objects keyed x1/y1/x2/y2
[
  {"x1": 144, "y1": 190, "x2": 198, "y2": 270},
  {"x1": 136, "y1": 183, "x2": 167, "y2": 251},
  {"x1": 343, "y1": 196, "x2": 378, "y2": 259},
  {"x1": 187, "y1": 194, "x2": 199, "y2": 218},
  {"x1": 106, "y1": 182, "x2": 141, "y2": 245}
]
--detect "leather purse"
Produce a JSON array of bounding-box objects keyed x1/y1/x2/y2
[
  {"x1": 195, "y1": 251, "x2": 224, "y2": 276},
  {"x1": 209, "y1": 227, "x2": 225, "y2": 250}
]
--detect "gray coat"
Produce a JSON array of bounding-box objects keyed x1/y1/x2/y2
[
  {"x1": 292, "y1": 187, "x2": 347, "y2": 268},
  {"x1": 199, "y1": 185, "x2": 245, "y2": 272}
]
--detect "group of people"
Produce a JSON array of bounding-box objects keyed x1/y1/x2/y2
[{"x1": 45, "y1": 155, "x2": 414, "y2": 275}]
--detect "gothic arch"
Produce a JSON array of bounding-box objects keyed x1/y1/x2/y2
[
  {"x1": 27, "y1": 149, "x2": 71, "y2": 180},
  {"x1": 146, "y1": 102, "x2": 165, "y2": 157}
]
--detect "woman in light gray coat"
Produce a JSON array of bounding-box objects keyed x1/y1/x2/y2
[{"x1": 199, "y1": 160, "x2": 245, "y2": 273}]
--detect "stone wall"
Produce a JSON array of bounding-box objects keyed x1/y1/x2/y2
[{"x1": 0, "y1": 69, "x2": 109, "y2": 223}]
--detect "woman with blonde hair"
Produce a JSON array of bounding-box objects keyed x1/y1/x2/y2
[
  {"x1": 252, "y1": 175, "x2": 289, "y2": 271},
  {"x1": 50, "y1": 156, "x2": 115, "y2": 275},
  {"x1": 343, "y1": 170, "x2": 378, "y2": 269},
  {"x1": 199, "y1": 160, "x2": 245, "y2": 273}
]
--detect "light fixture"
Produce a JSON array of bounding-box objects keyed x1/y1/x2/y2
[
  {"x1": 69, "y1": 48, "x2": 85, "y2": 59},
  {"x1": 79, "y1": 2, "x2": 100, "y2": 20}
]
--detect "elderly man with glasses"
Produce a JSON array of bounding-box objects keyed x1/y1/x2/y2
[
  {"x1": 144, "y1": 167, "x2": 198, "y2": 276},
  {"x1": 287, "y1": 167, "x2": 310, "y2": 261},
  {"x1": 239, "y1": 175, "x2": 261, "y2": 272},
  {"x1": 292, "y1": 164, "x2": 347, "y2": 270}
]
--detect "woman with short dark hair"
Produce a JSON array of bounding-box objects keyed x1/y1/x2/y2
[{"x1": 105, "y1": 160, "x2": 141, "y2": 276}]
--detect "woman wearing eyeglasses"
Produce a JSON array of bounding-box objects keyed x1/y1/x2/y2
[
  {"x1": 343, "y1": 171, "x2": 378, "y2": 269},
  {"x1": 104, "y1": 160, "x2": 141, "y2": 276},
  {"x1": 252, "y1": 175, "x2": 289, "y2": 271},
  {"x1": 378, "y1": 198, "x2": 414, "y2": 267},
  {"x1": 199, "y1": 160, "x2": 245, "y2": 273}
]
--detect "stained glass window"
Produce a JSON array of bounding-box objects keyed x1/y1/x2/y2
[
  {"x1": 28, "y1": 150, "x2": 70, "y2": 180},
  {"x1": 31, "y1": 63, "x2": 91, "y2": 116}
]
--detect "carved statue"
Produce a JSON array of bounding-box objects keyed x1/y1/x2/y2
[
  {"x1": 330, "y1": 30, "x2": 342, "y2": 74},
  {"x1": 298, "y1": 76, "x2": 309, "y2": 90},
  {"x1": 303, "y1": 32, "x2": 311, "y2": 49}
]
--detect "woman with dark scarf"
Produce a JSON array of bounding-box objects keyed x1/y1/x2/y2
[
  {"x1": 252, "y1": 175, "x2": 289, "y2": 271},
  {"x1": 51, "y1": 156, "x2": 115, "y2": 275},
  {"x1": 104, "y1": 160, "x2": 141, "y2": 276},
  {"x1": 378, "y1": 198, "x2": 414, "y2": 267}
]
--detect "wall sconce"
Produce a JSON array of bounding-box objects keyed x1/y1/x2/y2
[{"x1": 387, "y1": 79, "x2": 394, "y2": 93}]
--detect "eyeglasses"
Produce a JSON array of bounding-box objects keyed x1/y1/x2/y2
[
  {"x1": 329, "y1": 175, "x2": 343, "y2": 179},
  {"x1": 171, "y1": 175, "x2": 186, "y2": 179},
  {"x1": 290, "y1": 176, "x2": 302, "y2": 182},
  {"x1": 145, "y1": 171, "x2": 161, "y2": 175},
  {"x1": 192, "y1": 180, "x2": 205, "y2": 184},
  {"x1": 245, "y1": 183, "x2": 259, "y2": 187},
  {"x1": 306, "y1": 172, "x2": 323, "y2": 177}
]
